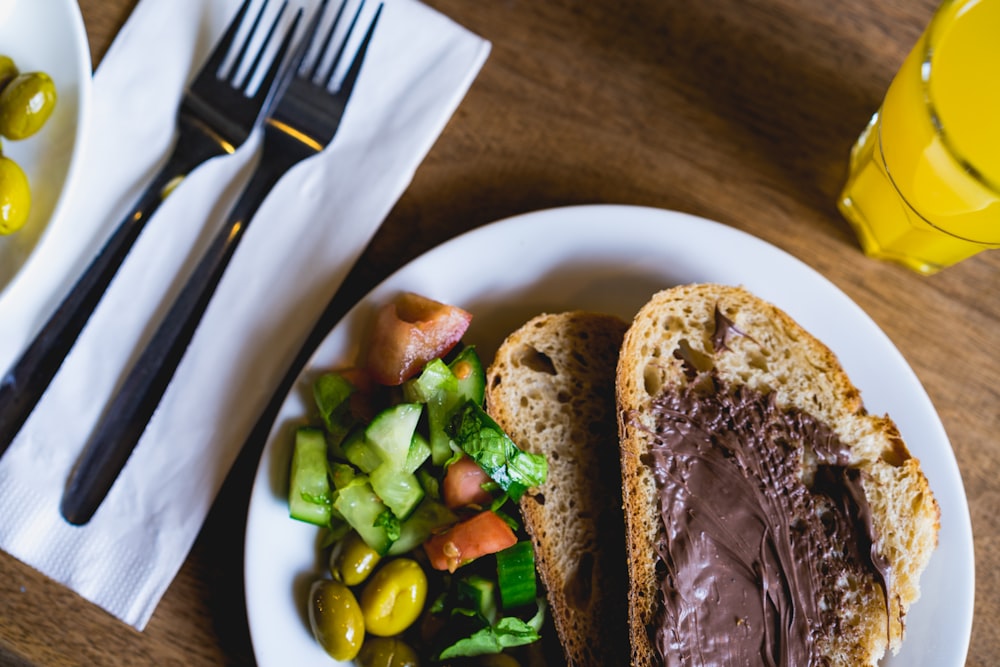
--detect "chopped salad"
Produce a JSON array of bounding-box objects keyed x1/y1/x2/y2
[{"x1": 287, "y1": 292, "x2": 550, "y2": 665}]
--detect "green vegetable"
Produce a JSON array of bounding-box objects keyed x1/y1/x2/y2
[
  {"x1": 365, "y1": 403, "x2": 423, "y2": 469},
  {"x1": 437, "y1": 599, "x2": 547, "y2": 659},
  {"x1": 288, "y1": 427, "x2": 332, "y2": 526},
  {"x1": 370, "y1": 464, "x2": 424, "y2": 521},
  {"x1": 373, "y1": 509, "x2": 401, "y2": 543},
  {"x1": 329, "y1": 461, "x2": 357, "y2": 489},
  {"x1": 448, "y1": 401, "x2": 548, "y2": 501},
  {"x1": 404, "y1": 431, "x2": 432, "y2": 473},
  {"x1": 313, "y1": 372, "x2": 357, "y2": 446},
  {"x1": 402, "y1": 357, "x2": 456, "y2": 403},
  {"x1": 387, "y1": 497, "x2": 457, "y2": 555},
  {"x1": 456, "y1": 575, "x2": 497, "y2": 622},
  {"x1": 496, "y1": 541, "x2": 537, "y2": 609},
  {"x1": 343, "y1": 426, "x2": 381, "y2": 473},
  {"x1": 449, "y1": 346, "x2": 487, "y2": 404},
  {"x1": 405, "y1": 347, "x2": 486, "y2": 465},
  {"x1": 333, "y1": 477, "x2": 395, "y2": 555},
  {"x1": 417, "y1": 468, "x2": 440, "y2": 500}
]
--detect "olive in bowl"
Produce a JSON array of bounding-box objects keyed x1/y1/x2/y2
[{"x1": 0, "y1": 55, "x2": 58, "y2": 236}]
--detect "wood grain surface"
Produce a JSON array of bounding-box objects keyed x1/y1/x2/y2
[{"x1": 2, "y1": 0, "x2": 996, "y2": 665}]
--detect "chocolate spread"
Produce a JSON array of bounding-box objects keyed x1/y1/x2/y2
[{"x1": 641, "y1": 374, "x2": 890, "y2": 666}]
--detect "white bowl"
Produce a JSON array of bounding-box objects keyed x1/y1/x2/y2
[{"x1": 0, "y1": 0, "x2": 92, "y2": 297}]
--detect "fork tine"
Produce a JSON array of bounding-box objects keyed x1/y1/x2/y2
[
  {"x1": 247, "y1": 3, "x2": 301, "y2": 105},
  {"x1": 304, "y1": 0, "x2": 342, "y2": 81},
  {"x1": 318, "y1": 0, "x2": 367, "y2": 87},
  {"x1": 281, "y1": 0, "x2": 334, "y2": 85},
  {"x1": 223, "y1": 0, "x2": 269, "y2": 84},
  {"x1": 199, "y1": 0, "x2": 256, "y2": 77},
  {"x1": 234, "y1": 1, "x2": 289, "y2": 86},
  {"x1": 332, "y1": 3, "x2": 382, "y2": 96}
]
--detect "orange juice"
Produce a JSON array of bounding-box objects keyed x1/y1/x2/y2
[{"x1": 838, "y1": 0, "x2": 1000, "y2": 274}]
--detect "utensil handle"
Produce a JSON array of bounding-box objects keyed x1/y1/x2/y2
[
  {"x1": 0, "y1": 136, "x2": 217, "y2": 458},
  {"x1": 59, "y1": 160, "x2": 287, "y2": 526}
]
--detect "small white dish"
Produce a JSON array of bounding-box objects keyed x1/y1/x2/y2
[
  {"x1": 244, "y1": 205, "x2": 974, "y2": 667},
  {"x1": 0, "y1": 0, "x2": 92, "y2": 297}
]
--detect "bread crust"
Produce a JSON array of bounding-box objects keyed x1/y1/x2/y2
[
  {"x1": 616, "y1": 284, "x2": 940, "y2": 667},
  {"x1": 485, "y1": 311, "x2": 630, "y2": 667}
]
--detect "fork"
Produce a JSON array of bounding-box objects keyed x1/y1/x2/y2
[
  {"x1": 60, "y1": 0, "x2": 383, "y2": 525},
  {"x1": 0, "y1": 0, "x2": 300, "y2": 457}
]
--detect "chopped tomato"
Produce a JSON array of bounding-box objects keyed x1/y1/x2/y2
[
  {"x1": 442, "y1": 455, "x2": 494, "y2": 509},
  {"x1": 423, "y1": 510, "x2": 517, "y2": 573},
  {"x1": 367, "y1": 292, "x2": 472, "y2": 386}
]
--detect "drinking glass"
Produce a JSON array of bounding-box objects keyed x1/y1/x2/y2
[{"x1": 838, "y1": 0, "x2": 1000, "y2": 275}]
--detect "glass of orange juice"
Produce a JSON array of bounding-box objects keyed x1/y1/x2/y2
[{"x1": 838, "y1": 0, "x2": 1000, "y2": 275}]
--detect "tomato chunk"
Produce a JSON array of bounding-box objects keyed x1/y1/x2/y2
[
  {"x1": 423, "y1": 510, "x2": 517, "y2": 572},
  {"x1": 367, "y1": 292, "x2": 472, "y2": 386},
  {"x1": 442, "y1": 455, "x2": 494, "y2": 509}
]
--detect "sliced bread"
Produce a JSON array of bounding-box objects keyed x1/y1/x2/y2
[
  {"x1": 616, "y1": 283, "x2": 940, "y2": 666},
  {"x1": 485, "y1": 311, "x2": 631, "y2": 667}
]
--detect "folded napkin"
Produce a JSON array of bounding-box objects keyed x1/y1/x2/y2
[{"x1": 0, "y1": 0, "x2": 489, "y2": 629}]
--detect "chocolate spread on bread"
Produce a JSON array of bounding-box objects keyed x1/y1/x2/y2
[{"x1": 640, "y1": 374, "x2": 891, "y2": 666}]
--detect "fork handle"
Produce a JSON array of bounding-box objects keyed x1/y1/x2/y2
[
  {"x1": 59, "y1": 157, "x2": 292, "y2": 526},
  {"x1": 0, "y1": 135, "x2": 225, "y2": 458}
]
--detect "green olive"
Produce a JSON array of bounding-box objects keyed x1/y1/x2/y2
[
  {"x1": 331, "y1": 530, "x2": 382, "y2": 586},
  {"x1": 360, "y1": 558, "x2": 428, "y2": 637},
  {"x1": 308, "y1": 578, "x2": 365, "y2": 661},
  {"x1": 0, "y1": 56, "x2": 18, "y2": 92},
  {"x1": 356, "y1": 637, "x2": 420, "y2": 667},
  {"x1": 0, "y1": 155, "x2": 30, "y2": 235},
  {"x1": 0, "y1": 71, "x2": 57, "y2": 140}
]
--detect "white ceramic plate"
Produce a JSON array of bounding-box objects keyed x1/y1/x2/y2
[
  {"x1": 244, "y1": 205, "x2": 974, "y2": 666},
  {"x1": 0, "y1": 0, "x2": 92, "y2": 296}
]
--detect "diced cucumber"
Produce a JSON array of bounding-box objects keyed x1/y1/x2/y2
[
  {"x1": 427, "y1": 406, "x2": 455, "y2": 466},
  {"x1": 343, "y1": 425, "x2": 380, "y2": 473},
  {"x1": 313, "y1": 372, "x2": 356, "y2": 447},
  {"x1": 406, "y1": 431, "x2": 432, "y2": 473},
  {"x1": 418, "y1": 467, "x2": 441, "y2": 500},
  {"x1": 370, "y1": 464, "x2": 425, "y2": 521},
  {"x1": 329, "y1": 461, "x2": 356, "y2": 489},
  {"x1": 427, "y1": 347, "x2": 486, "y2": 465},
  {"x1": 387, "y1": 497, "x2": 458, "y2": 555},
  {"x1": 402, "y1": 358, "x2": 456, "y2": 403},
  {"x1": 456, "y1": 574, "x2": 498, "y2": 623},
  {"x1": 288, "y1": 427, "x2": 332, "y2": 526},
  {"x1": 333, "y1": 477, "x2": 395, "y2": 555},
  {"x1": 451, "y1": 346, "x2": 486, "y2": 405},
  {"x1": 496, "y1": 541, "x2": 538, "y2": 609},
  {"x1": 365, "y1": 402, "x2": 423, "y2": 469}
]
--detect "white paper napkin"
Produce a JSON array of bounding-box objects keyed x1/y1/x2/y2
[{"x1": 0, "y1": 0, "x2": 489, "y2": 629}]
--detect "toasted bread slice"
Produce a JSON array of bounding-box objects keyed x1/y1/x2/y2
[
  {"x1": 485, "y1": 311, "x2": 631, "y2": 667},
  {"x1": 616, "y1": 284, "x2": 939, "y2": 667}
]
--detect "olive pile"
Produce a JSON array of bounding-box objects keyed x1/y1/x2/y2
[
  {"x1": 0, "y1": 54, "x2": 58, "y2": 235},
  {"x1": 311, "y1": 531, "x2": 426, "y2": 665}
]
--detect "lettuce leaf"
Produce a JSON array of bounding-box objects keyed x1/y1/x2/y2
[
  {"x1": 438, "y1": 599, "x2": 547, "y2": 659},
  {"x1": 448, "y1": 402, "x2": 548, "y2": 501}
]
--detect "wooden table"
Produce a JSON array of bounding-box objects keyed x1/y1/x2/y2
[{"x1": 2, "y1": 0, "x2": 996, "y2": 664}]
